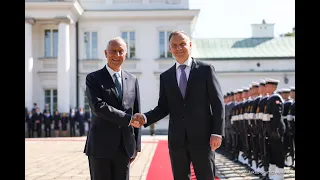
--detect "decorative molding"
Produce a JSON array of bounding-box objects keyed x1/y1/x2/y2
[
  {"x1": 55, "y1": 17, "x2": 71, "y2": 24},
  {"x1": 25, "y1": 17, "x2": 35, "y2": 25}
]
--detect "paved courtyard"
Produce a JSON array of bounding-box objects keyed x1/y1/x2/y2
[{"x1": 25, "y1": 136, "x2": 295, "y2": 180}]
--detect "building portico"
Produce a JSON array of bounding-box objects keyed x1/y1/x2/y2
[{"x1": 25, "y1": 1, "x2": 83, "y2": 113}]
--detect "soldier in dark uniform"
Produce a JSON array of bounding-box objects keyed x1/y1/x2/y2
[
  {"x1": 231, "y1": 89, "x2": 241, "y2": 161},
  {"x1": 26, "y1": 111, "x2": 34, "y2": 138},
  {"x1": 61, "y1": 113, "x2": 69, "y2": 137},
  {"x1": 43, "y1": 110, "x2": 53, "y2": 137},
  {"x1": 280, "y1": 88, "x2": 294, "y2": 167},
  {"x1": 264, "y1": 78, "x2": 286, "y2": 180},
  {"x1": 239, "y1": 87, "x2": 251, "y2": 165},
  {"x1": 241, "y1": 86, "x2": 251, "y2": 166},
  {"x1": 32, "y1": 108, "x2": 43, "y2": 137},
  {"x1": 53, "y1": 110, "x2": 61, "y2": 137},
  {"x1": 255, "y1": 79, "x2": 269, "y2": 176},
  {"x1": 75, "y1": 107, "x2": 86, "y2": 136},
  {"x1": 225, "y1": 92, "x2": 235, "y2": 154},
  {"x1": 235, "y1": 89, "x2": 245, "y2": 163},
  {"x1": 69, "y1": 109, "x2": 76, "y2": 137},
  {"x1": 287, "y1": 86, "x2": 295, "y2": 168},
  {"x1": 247, "y1": 82, "x2": 260, "y2": 171}
]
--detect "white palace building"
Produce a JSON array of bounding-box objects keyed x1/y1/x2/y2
[{"x1": 25, "y1": 0, "x2": 295, "y2": 131}]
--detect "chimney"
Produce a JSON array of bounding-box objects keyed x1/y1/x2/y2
[{"x1": 251, "y1": 19, "x2": 275, "y2": 38}]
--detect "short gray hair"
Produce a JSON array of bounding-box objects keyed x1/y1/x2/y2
[{"x1": 106, "y1": 37, "x2": 127, "y2": 50}]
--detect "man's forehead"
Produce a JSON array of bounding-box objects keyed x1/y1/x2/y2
[{"x1": 108, "y1": 40, "x2": 126, "y2": 49}]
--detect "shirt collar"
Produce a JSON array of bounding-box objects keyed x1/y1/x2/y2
[
  {"x1": 106, "y1": 64, "x2": 122, "y2": 78},
  {"x1": 175, "y1": 57, "x2": 192, "y2": 69}
]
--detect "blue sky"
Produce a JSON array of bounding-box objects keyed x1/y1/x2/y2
[{"x1": 189, "y1": 0, "x2": 295, "y2": 38}]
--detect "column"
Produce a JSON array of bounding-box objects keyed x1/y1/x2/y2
[
  {"x1": 57, "y1": 19, "x2": 71, "y2": 113},
  {"x1": 25, "y1": 18, "x2": 35, "y2": 111}
]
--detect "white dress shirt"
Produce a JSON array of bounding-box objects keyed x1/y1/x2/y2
[{"x1": 142, "y1": 57, "x2": 222, "y2": 138}]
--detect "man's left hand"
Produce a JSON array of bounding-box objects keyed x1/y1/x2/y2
[
  {"x1": 130, "y1": 151, "x2": 138, "y2": 164},
  {"x1": 210, "y1": 136, "x2": 222, "y2": 151}
]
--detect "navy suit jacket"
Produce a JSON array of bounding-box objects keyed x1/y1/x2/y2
[
  {"x1": 144, "y1": 58, "x2": 225, "y2": 150},
  {"x1": 84, "y1": 66, "x2": 141, "y2": 158}
]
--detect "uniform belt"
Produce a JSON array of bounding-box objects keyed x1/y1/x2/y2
[
  {"x1": 255, "y1": 113, "x2": 261, "y2": 120},
  {"x1": 262, "y1": 114, "x2": 271, "y2": 121},
  {"x1": 234, "y1": 115, "x2": 239, "y2": 121}
]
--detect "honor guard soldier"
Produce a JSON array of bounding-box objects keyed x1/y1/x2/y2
[
  {"x1": 33, "y1": 108, "x2": 43, "y2": 137},
  {"x1": 225, "y1": 92, "x2": 235, "y2": 154},
  {"x1": 256, "y1": 79, "x2": 269, "y2": 176},
  {"x1": 248, "y1": 82, "x2": 260, "y2": 172},
  {"x1": 252, "y1": 79, "x2": 266, "y2": 173},
  {"x1": 238, "y1": 87, "x2": 249, "y2": 165},
  {"x1": 280, "y1": 88, "x2": 294, "y2": 167},
  {"x1": 243, "y1": 86, "x2": 253, "y2": 167},
  {"x1": 231, "y1": 89, "x2": 242, "y2": 161},
  {"x1": 264, "y1": 78, "x2": 286, "y2": 180},
  {"x1": 221, "y1": 94, "x2": 228, "y2": 150},
  {"x1": 287, "y1": 86, "x2": 295, "y2": 168}
]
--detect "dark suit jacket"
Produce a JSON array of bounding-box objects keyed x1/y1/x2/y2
[
  {"x1": 144, "y1": 58, "x2": 225, "y2": 150},
  {"x1": 84, "y1": 66, "x2": 141, "y2": 159}
]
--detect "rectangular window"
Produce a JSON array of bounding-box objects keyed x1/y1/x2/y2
[
  {"x1": 44, "y1": 29, "x2": 58, "y2": 58},
  {"x1": 121, "y1": 31, "x2": 136, "y2": 59},
  {"x1": 159, "y1": 31, "x2": 172, "y2": 58},
  {"x1": 84, "y1": 31, "x2": 98, "y2": 59},
  {"x1": 84, "y1": 90, "x2": 90, "y2": 112},
  {"x1": 44, "y1": 89, "x2": 58, "y2": 114}
]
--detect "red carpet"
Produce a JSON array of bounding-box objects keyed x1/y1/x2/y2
[{"x1": 146, "y1": 140, "x2": 220, "y2": 180}]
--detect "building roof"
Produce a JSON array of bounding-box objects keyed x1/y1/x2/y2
[{"x1": 191, "y1": 37, "x2": 295, "y2": 59}]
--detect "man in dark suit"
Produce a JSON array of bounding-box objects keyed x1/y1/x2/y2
[
  {"x1": 84, "y1": 37, "x2": 142, "y2": 180},
  {"x1": 131, "y1": 31, "x2": 225, "y2": 180}
]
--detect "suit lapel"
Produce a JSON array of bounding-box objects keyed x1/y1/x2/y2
[
  {"x1": 121, "y1": 70, "x2": 128, "y2": 106},
  {"x1": 185, "y1": 58, "x2": 198, "y2": 99}
]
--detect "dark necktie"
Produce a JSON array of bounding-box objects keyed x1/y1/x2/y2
[
  {"x1": 179, "y1": 65, "x2": 187, "y2": 98},
  {"x1": 113, "y1": 72, "x2": 123, "y2": 101}
]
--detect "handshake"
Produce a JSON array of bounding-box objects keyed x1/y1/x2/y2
[{"x1": 130, "y1": 113, "x2": 146, "y2": 128}]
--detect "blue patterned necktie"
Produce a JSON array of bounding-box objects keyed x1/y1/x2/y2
[
  {"x1": 179, "y1": 65, "x2": 187, "y2": 98},
  {"x1": 113, "y1": 72, "x2": 123, "y2": 101}
]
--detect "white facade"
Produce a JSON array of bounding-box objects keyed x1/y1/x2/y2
[{"x1": 25, "y1": 0, "x2": 295, "y2": 132}]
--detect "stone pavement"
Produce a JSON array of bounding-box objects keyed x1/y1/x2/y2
[{"x1": 25, "y1": 135, "x2": 295, "y2": 180}]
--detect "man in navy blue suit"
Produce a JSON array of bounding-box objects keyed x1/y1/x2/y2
[
  {"x1": 131, "y1": 31, "x2": 225, "y2": 180},
  {"x1": 84, "y1": 37, "x2": 141, "y2": 180}
]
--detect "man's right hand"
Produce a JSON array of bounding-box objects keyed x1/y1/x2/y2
[{"x1": 130, "y1": 113, "x2": 145, "y2": 128}]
